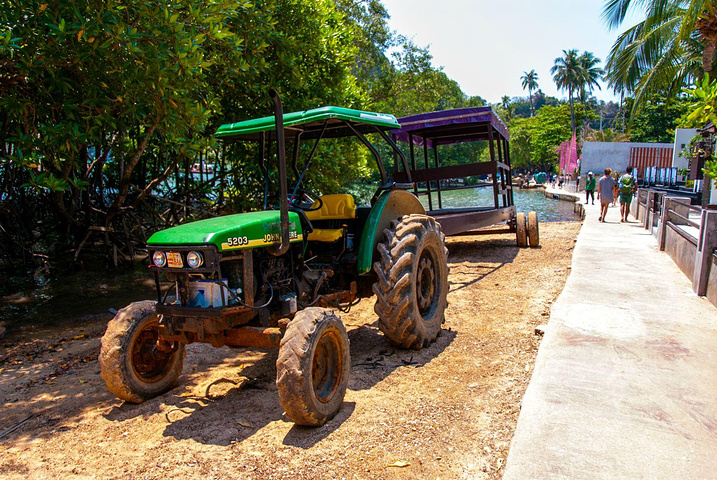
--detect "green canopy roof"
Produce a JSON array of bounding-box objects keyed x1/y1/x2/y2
[{"x1": 216, "y1": 106, "x2": 400, "y2": 141}]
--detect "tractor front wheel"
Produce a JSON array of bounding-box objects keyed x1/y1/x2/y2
[
  {"x1": 100, "y1": 300, "x2": 185, "y2": 403},
  {"x1": 276, "y1": 307, "x2": 350, "y2": 426},
  {"x1": 372, "y1": 214, "x2": 449, "y2": 350}
]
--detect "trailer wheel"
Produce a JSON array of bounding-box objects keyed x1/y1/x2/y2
[
  {"x1": 372, "y1": 214, "x2": 449, "y2": 349},
  {"x1": 527, "y1": 211, "x2": 540, "y2": 247},
  {"x1": 100, "y1": 300, "x2": 185, "y2": 403},
  {"x1": 276, "y1": 307, "x2": 350, "y2": 426},
  {"x1": 516, "y1": 212, "x2": 528, "y2": 247}
]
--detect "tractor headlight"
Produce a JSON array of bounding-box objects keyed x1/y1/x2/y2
[
  {"x1": 152, "y1": 251, "x2": 167, "y2": 267},
  {"x1": 186, "y1": 251, "x2": 203, "y2": 268}
]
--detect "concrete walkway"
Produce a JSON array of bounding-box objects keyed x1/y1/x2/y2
[{"x1": 503, "y1": 190, "x2": 717, "y2": 479}]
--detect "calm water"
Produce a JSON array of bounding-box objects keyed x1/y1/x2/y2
[{"x1": 418, "y1": 186, "x2": 579, "y2": 222}]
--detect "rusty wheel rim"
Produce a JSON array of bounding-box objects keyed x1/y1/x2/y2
[
  {"x1": 417, "y1": 250, "x2": 437, "y2": 316},
  {"x1": 130, "y1": 321, "x2": 174, "y2": 383},
  {"x1": 312, "y1": 330, "x2": 343, "y2": 403}
]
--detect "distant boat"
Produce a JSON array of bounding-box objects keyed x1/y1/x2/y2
[{"x1": 191, "y1": 163, "x2": 216, "y2": 174}]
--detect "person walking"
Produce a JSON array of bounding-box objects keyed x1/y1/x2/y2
[
  {"x1": 598, "y1": 168, "x2": 616, "y2": 222},
  {"x1": 618, "y1": 167, "x2": 637, "y2": 222},
  {"x1": 611, "y1": 171, "x2": 619, "y2": 206},
  {"x1": 585, "y1": 172, "x2": 596, "y2": 204}
]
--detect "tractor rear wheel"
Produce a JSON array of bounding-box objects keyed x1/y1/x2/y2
[
  {"x1": 100, "y1": 301, "x2": 185, "y2": 403},
  {"x1": 516, "y1": 212, "x2": 528, "y2": 247},
  {"x1": 527, "y1": 211, "x2": 540, "y2": 247},
  {"x1": 372, "y1": 214, "x2": 449, "y2": 350},
  {"x1": 276, "y1": 307, "x2": 350, "y2": 426}
]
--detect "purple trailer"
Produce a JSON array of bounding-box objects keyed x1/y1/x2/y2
[{"x1": 390, "y1": 107, "x2": 538, "y2": 247}]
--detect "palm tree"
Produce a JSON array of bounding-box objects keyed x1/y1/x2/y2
[
  {"x1": 603, "y1": 0, "x2": 716, "y2": 111},
  {"x1": 551, "y1": 49, "x2": 582, "y2": 133},
  {"x1": 500, "y1": 95, "x2": 514, "y2": 120},
  {"x1": 520, "y1": 69, "x2": 539, "y2": 116},
  {"x1": 578, "y1": 52, "x2": 605, "y2": 122}
]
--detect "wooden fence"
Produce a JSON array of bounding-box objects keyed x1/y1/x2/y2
[{"x1": 633, "y1": 189, "x2": 717, "y2": 307}]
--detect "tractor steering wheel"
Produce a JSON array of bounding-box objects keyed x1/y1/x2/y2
[{"x1": 290, "y1": 188, "x2": 323, "y2": 212}]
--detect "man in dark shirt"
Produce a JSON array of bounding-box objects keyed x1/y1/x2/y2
[{"x1": 585, "y1": 172, "x2": 596, "y2": 204}]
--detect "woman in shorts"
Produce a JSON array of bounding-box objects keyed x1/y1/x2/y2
[{"x1": 598, "y1": 168, "x2": 616, "y2": 222}]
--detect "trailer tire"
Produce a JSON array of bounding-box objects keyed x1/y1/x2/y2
[
  {"x1": 276, "y1": 308, "x2": 350, "y2": 426},
  {"x1": 527, "y1": 211, "x2": 540, "y2": 247},
  {"x1": 372, "y1": 214, "x2": 449, "y2": 349},
  {"x1": 516, "y1": 212, "x2": 528, "y2": 247},
  {"x1": 100, "y1": 301, "x2": 185, "y2": 403}
]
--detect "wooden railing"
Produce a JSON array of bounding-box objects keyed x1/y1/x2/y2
[{"x1": 635, "y1": 189, "x2": 717, "y2": 300}]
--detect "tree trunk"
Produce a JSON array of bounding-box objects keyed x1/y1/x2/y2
[
  {"x1": 697, "y1": 14, "x2": 717, "y2": 78},
  {"x1": 106, "y1": 122, "x2": 158, "y2": 224},
  {"x1": 568, "y1": 88, "x2": 576, "y2": 135},
  {"x1": 529, "y1": 90, "x2": 534, "y2": 117},
  {"x1": 703, "y1": 35, "x2": 717, "y2": 78}
]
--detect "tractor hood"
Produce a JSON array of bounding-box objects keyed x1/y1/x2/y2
[{"x1": 147, "y1": 211, "x2": 304, "y2": 252}]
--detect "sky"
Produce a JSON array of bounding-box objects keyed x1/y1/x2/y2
[{"x1": 381, "y1": 0, "x2": 645, "y2": 105}]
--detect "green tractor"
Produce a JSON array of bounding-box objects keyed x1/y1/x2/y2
[{"x1": 99, "y1": 91, "x2": 449, "y2": 426}]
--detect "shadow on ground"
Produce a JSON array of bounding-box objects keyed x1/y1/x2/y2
[
  {"x1": 446, "y1": 237, "x2": 521, "y2": 292},
  {"x1": 99, "y1": 315, "x2": 456, "y2": 447}
]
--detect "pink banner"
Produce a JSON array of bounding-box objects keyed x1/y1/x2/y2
[{"x1": 557, "y1": 134, "x2": 578, "y2": 174}]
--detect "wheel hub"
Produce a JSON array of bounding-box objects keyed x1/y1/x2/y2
[
  {"x1": 312, "y1": 331, "x2": 342, "y2": 403},
  {"x1": 131, "y1": 326, "x2": 172, "y2": 383},
  {"x1": 417, "y1": 254, "x2": 436, "y2": 313}
]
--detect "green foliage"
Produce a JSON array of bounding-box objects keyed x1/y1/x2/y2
[
  {"x1": 0, "y1": 0, "x2": 376, "y2": 269},
  {"x1": 602, "y1": 0, "x2": 711, "y2": 114},
  {"x1": 533, "y1": 90, "x2": 561, "y2": 111},
  {"x1": 1, "y1": 0, "x2": 246, "y2": 205},
  {"x1": 510, "y1": 104, "x2": 593, "y2": 172},
  {"x1": 583, "y1": 127, "x2": 629, "y2": 142},
  {"x1": 0, "y1": 0, "x2": 497, "y2": 272},
  {"x1": 552, "y1": 49, "x2": 604, "y2": 133},
  {"x1": 551, "y1": 49, "x2": 582, "y2": 132},
  {"x1": 625, "y1": 96, "x2": 688, "y2": 142},
  {"x1": 521, "y1": 69, "x2": 539, "y2": 116},
  {"x1": 704, "y1": 160, "x2": 717, "y2": 181},
  {"x1": 680, "y1": 75, "x2": 717, "y2": 182},
  {"x1": 577, "y1": 52, "x2": 605, "y2": 103},
  {"x1": 680, "y1": 73, "x2": 717, "y2": 126}
]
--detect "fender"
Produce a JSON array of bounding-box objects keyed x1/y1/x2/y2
[{"x1": 357, "y1": 190, "x2": 426, "y2": 275}]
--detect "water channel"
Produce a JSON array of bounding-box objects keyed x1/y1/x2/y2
[{"x1": 418, "y1": 186, "x2": 579, "y2": 222}]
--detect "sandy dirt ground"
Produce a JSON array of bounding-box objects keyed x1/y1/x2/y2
[{"x1": 0, "y1": 221, "x2": 581, "y2": 480}]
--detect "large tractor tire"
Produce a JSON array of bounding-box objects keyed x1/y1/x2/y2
[
  {"x1": 516, "y1": 212, "x2": 528, "y2": 247},
  {"x1": 372, "y1": 214, "x2": 449, "y2": 350},
  {"x1": 100, "y1": 300, "x2": 185, "y2": 403},
  {"x1": 527, "y1": 211, "x2": 540, "y2": 247},
  {"x1": 276, "y1": 307, "x2": 350, "y2": 426}
]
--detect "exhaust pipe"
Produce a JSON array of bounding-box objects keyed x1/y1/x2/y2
[{"x1": 268, "y1": 89, "x2": 291, "y2": 256}]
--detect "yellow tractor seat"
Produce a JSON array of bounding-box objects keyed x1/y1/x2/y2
[
  {"x1": 304, "y1": 194, "x2": 356, "y2": 221},
  {"x1": 304, "y1": 194, "x2": 356, "y2": 242}
]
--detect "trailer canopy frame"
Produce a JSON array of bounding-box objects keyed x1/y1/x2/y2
[{"x1": 391, "y1": 107, "x2": 515, "y2": 236}]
